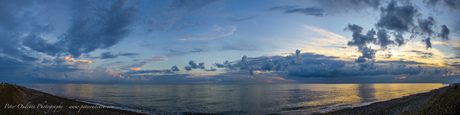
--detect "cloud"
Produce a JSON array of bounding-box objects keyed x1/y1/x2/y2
[
  {"x1": 345, "y1": 24, "x2": 378, "y2": 62},
  {"x1": 376, "y1": 29, "x2": 395, "y2": 49},
  {"x1": 393, "y1": 33, "x2": 406, "y2": 46},
  {"x1": 0, "y1": 56, "x2": 32, "y2": 78},
  {"x1": 22, "y1": 34, "x2": 62, "y2": 56},
  {"x1": 426, "y1": 0, "x2": 440, "y2": 6},
  {"x1": 346, "y1": 24, "x2": 377, "y2": 49},
  {"x1": 409, "y1": 50, "x2": 435, "y2": 59},
  {"x1": 204, "y1": 67, "x2": 217, "y2": 72},
  {"x1": 101, "y1": 52, "x2": 118, "y2": 59},
  {"x1": 438, "y1": 25, "x2": 450, "y2": 41},
  {"x1": 177, "y1": 24, "x2": 237, "y2": 41},
  {"x1": 185, "y1": 60, "x2": 206, "y2": 71},
  {"x1": 0, "y1": 0, "x2": 140, "y2": 59},
  {"x1": 214, "y1": 60, "x2": 232, "y2": 68},
  {"x1": 125, "y1": 56, "x2": 168, "y2": 70},
  {"x1": 360, "y1": 46, "x2": 377, "y2": 60},
  {"x1": 95, "y1": 51, "x2": 140, "y2": 59},
  {"x1": 0, "y1": 1, "x2": 52, "y2": 62},
  {"x1": 376, "y1": 1, "x2": 418, "y2": 32},
  {"x1": 313, "y1": 0, "x2": 381, "y2": 13},
  {"x1": 216, "y1": 50, "x2": 427, "y2": 78},
  {"x1": 444, "y1": 0, "x2": 460, "y2": 11},
  {"x1": 188, "y1": 60, "x2": 198, "y2": 68},
  {"x1": 56, "y1": 0, "x2": 138, "y2": 58},
  {"x1": 171, "y1": 65, "x2": 180, "y2": 71},
  {"x1": 423, "y1": 38, "x2": 432, "y2": 49},
  {"x1": 124, "y1": 69, "x2": 172, "y2": 75},
  {"x1": 142, "y1": 0, "x2": 223, "y2": 31},
  {"x1": 32, "y1": 66, "x2": 130, "y2": 83},
  {"x1": 417, "y1": 17, "x2": 436, "y2": 36},
  {"x1": 269, "y1": 6, "x2": 325, "y2": 16},
  {"x1": 185, "y1": 66, "x2": 192, "y2": 71}
]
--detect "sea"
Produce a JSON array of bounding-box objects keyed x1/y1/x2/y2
[{"x1": 22, "y1": 83, "x2": 446, "y2": 114}]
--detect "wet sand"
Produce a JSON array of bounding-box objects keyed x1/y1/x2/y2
[
  {"x1": 322, "y1": 86, "x2": 460, "y2": 115},
  {"x1": 0, "y1": 83, "x2": 146, "y2": 115}
]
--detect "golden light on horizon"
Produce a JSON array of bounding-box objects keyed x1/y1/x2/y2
[
  {"x1": 132, "y1": 67, "x2": 141, "y2": 71},
  {"x1": 395, "y1": 76, "x2": 406, "y2": 79}
]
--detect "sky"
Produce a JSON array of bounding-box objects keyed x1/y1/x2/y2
[{"x1": 0, "y1": 0, "x2": 459, "y2": 84}]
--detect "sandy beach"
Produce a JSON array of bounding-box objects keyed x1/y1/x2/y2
[
  {"x1": 322, "y1": 85, "x2": 460, "y2": 115},
  {"x1": 0, "y1": 83, "x2": 146, "y2": 115}
]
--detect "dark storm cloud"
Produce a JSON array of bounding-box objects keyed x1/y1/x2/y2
[
  {"x1": 444, "y1": 0, "x2": 460, "y2": 11},
  {"x1": 438, "y1": 25, "x2": 450, "y2": 41},
  {"x1": 345, "y1": 24, "x2": 378, "y2": 62},
  {"x1": 0, "y1": 0, "x2": 52, "y2": 62},
  {"x1": 214, "y1": 50, "x2": 425, "y2": 78},
  {"x1": 417, "y1": 17, "x2": 436, "y2": 36},
  {"x1": 57, "y1": 0, "x2": 138, "y2": 58},
  {"x1": 393, "y1": 33, "x2": 406, "y2": 46},
  {"x1": 345, "y1": 24, "x2": 377, "y2": 49},
  {"x1": 287, "y1": 61, "x2": 423, "y2": 77},
  {"x1": 360, "y1": 46, "x2": 377, "y2": 60},
  {"x1": 376, "y1": 0, "x2": 418, "y2": 32},
  {"x1": 22, "y1": 34, "x2": 62, "y2": 56},
  {"x1": 1, "y1": 0, "x2": 139, "y2": 59},
  {"x1": 423, "y1": 38, "x2": 432, "y2": 49},
  {"x1": 376, "y1": 29, "x2": 395, "y2": 49},
  {"x1": 269, "y1": 6, "x2": 325, "y2": 16}
]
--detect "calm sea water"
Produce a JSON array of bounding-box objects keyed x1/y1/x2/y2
[{"x1": 23, "y1": 83, "x2": 445, "y2": 114}]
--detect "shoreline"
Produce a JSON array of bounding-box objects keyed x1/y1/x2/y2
[
  {"x1": 320, "y1": 85, "x2": 460, "y2": 115},
  {"x1": 20, "y1": 85, "x2": 148, "y2": 114},
  {"x1": 3, "y1": 83, "x2": 458, "y2": 114},
  {"x1": 1, "y1": 83, "x2": 147, "y2": 115}
]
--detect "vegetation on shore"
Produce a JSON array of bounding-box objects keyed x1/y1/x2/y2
[{"x1": 0, "y1": 83, "x2": 40, "y2": 114}]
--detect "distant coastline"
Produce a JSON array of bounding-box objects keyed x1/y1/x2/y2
[{"x1": 321, "y1": 84, "x2": 460, "y2": 115}]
